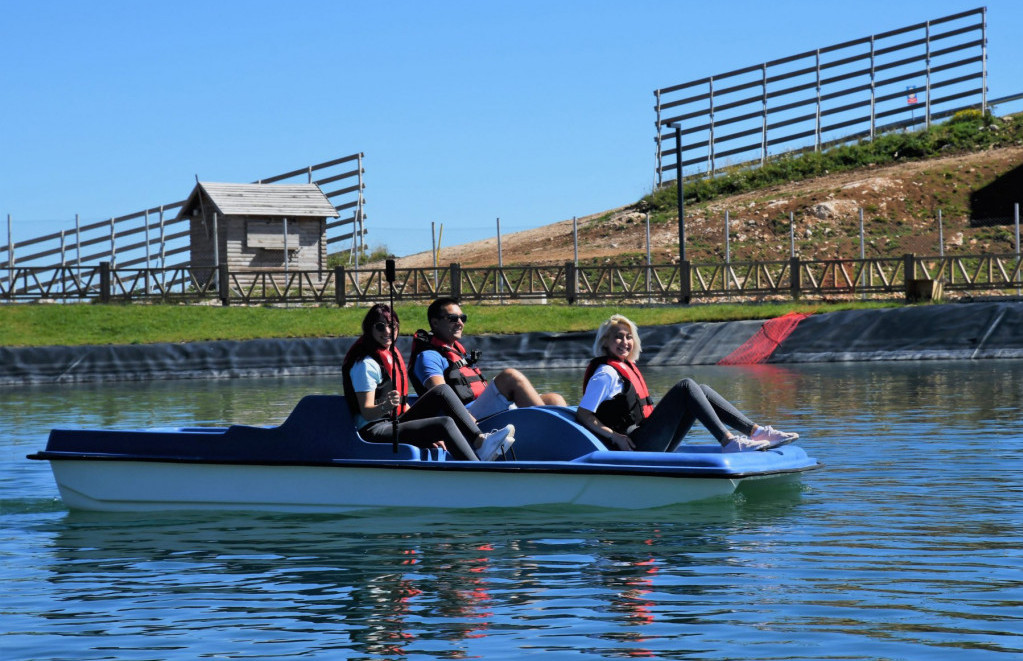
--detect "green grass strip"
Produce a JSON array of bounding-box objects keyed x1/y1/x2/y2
[{"x1": 0, "y1": 301, "x2": 899, "y2": 347}]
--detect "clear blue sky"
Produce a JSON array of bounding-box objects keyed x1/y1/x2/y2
[{"x1": 3, "y1": 1, "x2": 1021, "y2": 259}]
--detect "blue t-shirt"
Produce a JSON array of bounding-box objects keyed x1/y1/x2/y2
[
  {"x1": 349, "y1": 357, "x2": 383, "y2": 428},
  {"x1": 412, "y1": 349, "x2": 449, "y2": 392}
]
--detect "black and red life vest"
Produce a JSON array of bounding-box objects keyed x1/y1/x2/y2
[
  {"x1": 341, "y1": 337, "x2": 410, "y2": 419},
  {"x1": 582, "y1": 356, "x2": 655, "y2": 434},
  {"x1": 409, "y1": 329, "x2": 488, "y2": 404}
]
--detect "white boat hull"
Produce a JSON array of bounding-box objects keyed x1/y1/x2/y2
[{"x1": 51, "y1": 460, "x2": 742, "y2": 512}]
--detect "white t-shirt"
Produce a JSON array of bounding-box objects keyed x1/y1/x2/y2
[
  {"x1": 349, "y1": 357, "x2": 383, "y2": 428},
  {"x1": 578, "y1": 364, "x2": 624, "y2": 413}
]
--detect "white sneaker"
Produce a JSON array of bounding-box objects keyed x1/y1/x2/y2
[
  {"x1": 722, "y1": 435, "x2": 770, "y2": 452},
  {"x1": 478, "y1": 424, "x2": 515, "y2": 460},
  {"x1": 751, "y1": 425, "x2": 799, "y2": 448}
]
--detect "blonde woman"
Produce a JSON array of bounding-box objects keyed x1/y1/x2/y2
[{"x1": 575, "y1": 314, "x2": 798, "y2": 453}]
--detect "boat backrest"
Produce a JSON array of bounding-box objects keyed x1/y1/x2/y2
[
  {"x1": 253, "y1": 394, "x2": 427, "y2": 461},
  {"x1": 475, "y1": 406, "x2": 605, "y2": 461},
  {"x1": 44, "y1": 395, "x2": 439, "y2": 462}
]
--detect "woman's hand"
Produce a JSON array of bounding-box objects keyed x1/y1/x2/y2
[
  {"x1": 356, "y1": 389, "x2": 401, "y2": 421},
  {"x1": 609, "y1": 432, "x2": 635, "y2": 451},
  {"x1": 381, "y1": 390, "x2": 401, "y2": 414}
]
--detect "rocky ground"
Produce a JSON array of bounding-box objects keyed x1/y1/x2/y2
[{"x1": 392, "y1": 144, "x2": 1022, "y2": 269}]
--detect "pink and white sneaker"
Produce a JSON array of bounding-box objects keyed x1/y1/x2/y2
[
  {"x1": 752, "y1": 425, "x2": 799, "y2": 448},
  {"x1": 722, "y1": 435, "x2": 770, "y2": 452}
]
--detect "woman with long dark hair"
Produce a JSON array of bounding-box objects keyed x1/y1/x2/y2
[
  {"x1": 576, "y1": 314, "x2": 798, "y2": 453},
  {"x1": 342, "y1": 304, "x2": 515, "y2": 461}
]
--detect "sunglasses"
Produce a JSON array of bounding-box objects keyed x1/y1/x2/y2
[
  {"x1": 440, "y1": 313, "x2": 467, "y2": 324},
  {"x1": 372, "y1": 322, "x2": 397, "y2": 333}
]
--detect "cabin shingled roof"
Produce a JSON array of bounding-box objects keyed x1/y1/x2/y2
[{"x1": 179, "y1": 182, "x2": 340, "y2": 219}]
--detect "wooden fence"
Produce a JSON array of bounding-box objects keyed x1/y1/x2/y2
[
  {"x1": 655, "y1": 7, "x2": 988, "y2": 183},
  {"x1": 3, "y1": 253, "x2": 1020, "y2": 305},
  {"x1": 1, "y1": 152, "x2": 368, "y2": 291}
]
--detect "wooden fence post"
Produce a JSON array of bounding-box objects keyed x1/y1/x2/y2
[
  {"x1": 790, "y1": 257, "x2": 801, "y2": 300},
  {"x1": 565, "y1": 262, "x2": 576, "y2": 304},
  {"x1": 903, "y1": 253, "x2": 916, "y2": 301},
  {"x1": 218, "y1": 264, "x2": 230, "y2": 306},
  {"x1": 335, "y1": 266, "x2": 346, "y2": 307},
  {"x1": 99, "y1": 261, "x2": 111, "y2": 303},
  {"x1": 450, "y1": 263, "x2": 461, "y2": 300}
]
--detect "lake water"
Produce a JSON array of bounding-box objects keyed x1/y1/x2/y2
[{"x1": 3, "y1": 361, "x2": 1022, "y2": 660}]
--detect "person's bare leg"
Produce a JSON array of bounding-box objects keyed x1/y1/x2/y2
[{"x1": 493, "y1": 368, "x2": 558, "y2": 407}]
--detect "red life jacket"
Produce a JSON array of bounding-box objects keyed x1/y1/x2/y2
[
  {"x1": 342, "y1": 337, "x2": 410, "y2": 419},
  {"x1": 409, "y1": 329, "x2": 488, "y2": 404},
  {"x1": 582, "y1": 356, "x2": 655, "y2": 434}
]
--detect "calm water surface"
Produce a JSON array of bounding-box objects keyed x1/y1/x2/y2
[{"x1": 2, "y1": 361, "x2": 1022, "y2": 660}]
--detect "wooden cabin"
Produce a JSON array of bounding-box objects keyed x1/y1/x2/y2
[{"x1": 179, "y1": 182, "x2": 339, "y2": 278}]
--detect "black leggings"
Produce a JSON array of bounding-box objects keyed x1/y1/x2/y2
[
  {"x1": 630, "y1": 378, "x2": 755, "y2": 452},
  {"x1": 359, "y1": 384, "x2": 481, "y2": 460}
]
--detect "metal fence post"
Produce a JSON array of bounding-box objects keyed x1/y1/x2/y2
[
  {"x1": 335, "y1": 266, "x2": 346, "y2": 307},
  {"x1": 566, "y1": 262, "x2": 577, "y2": 304},
  {"x1": 99, "y1": 261, "x2": 111, "y2": 303},
  {"x1": 450, "y1": 263, "x2": 461, "y2": 300}
]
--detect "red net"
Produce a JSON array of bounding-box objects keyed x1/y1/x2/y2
[{"x1": 717, "y1": 312, "x2": 809, "y2": 365}]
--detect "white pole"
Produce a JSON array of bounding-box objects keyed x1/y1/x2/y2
[
  {"x1": 7, "y1": 214, "x2": 13, "y2": 294},
  {"x1": 496, "y1": 217, "x2": 503, "y2": 299},
  {"x1": 725, "y1": 210, "x2": 731, "y2": 263},
  {"x1": 159, "y1": 206, "x2": 166, "y2": 289},
  {"x1": 789, "y1": 211, "x2": 795, "y2": 258},
  {"x1": 282, "y1": 216, "x2": 288, "y2": 274},
  {"x1": 938, "y1": 209, "x2": 944, "y2": 257},
  {"x1": 145, "y1": 210, "x2": 151, "y2": 294},
  {"x1": 725, "y1": 210, "x2": 730, "y2": 294},
  {"x1": 75, "y1": 213, "x2": 81, "y2": 286},
  {"x1": 572, "y1": 216, "x2": 578, "y2": 266},
  {"x1": 431, "y1": 221, "x2": 438, "y2": 287},
  {"x1": 858, "y1": 208, "x2": 866, "y2": 294},
  {"x1": 645, "y1": 212, "x2": 652, "y2": 296},
  {"x1": 572, "y1": 215, "x2": 579, "y2": 299},
  {"x1": 1015, "y1": 203, "x2": 1020, "y2": 258},
  {"x1": 859, "y1": 208, "x2": 865, "y2": 260},
  {"x1": 1015, "y1": 203, "x2": 1020, "y2": 296},
  {"x1": 213, "y1": 212, "x2": 220, "y2": 269}
]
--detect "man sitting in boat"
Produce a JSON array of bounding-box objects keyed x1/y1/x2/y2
[
  {"x1": 343, "y1": 303, "x2": 516, "y2": 461},
  {"x1": 575, "y1": 314, "x2": 799, "y2": 453},
  {"x1": 410, "y1": 297, "x2": 566, "y2": 419}
]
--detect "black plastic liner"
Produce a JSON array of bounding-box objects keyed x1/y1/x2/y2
[
  {"x1": 2, "y1": 302, "x2": 1021, "y2": 386},
  {"x1": 770, "y1": 301, "x2": 1023, "y2": 362}
]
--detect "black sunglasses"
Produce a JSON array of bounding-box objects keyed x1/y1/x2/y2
[
  {"x1": 372, "y1": 321, "x2": 396, "y2": 333},
  {"x1": 440, "y1": 313, "x2": 467, "y2": 323}
]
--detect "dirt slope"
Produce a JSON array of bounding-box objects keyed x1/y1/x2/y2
[{"x1": 394, "y1": 145, "x2": 1022, "y2": 269}]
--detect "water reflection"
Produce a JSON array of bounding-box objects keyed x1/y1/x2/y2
[{"x1": 37, "y1": 501, "x2": 803, "y2": 659}]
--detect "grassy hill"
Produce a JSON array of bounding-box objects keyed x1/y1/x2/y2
[{"x1": 396, "y1": 110, "x2": 1023, "y2": 269}]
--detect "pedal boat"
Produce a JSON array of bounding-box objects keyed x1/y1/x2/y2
[{"x1": 28, "y1": 395, "x2": 821, "y2": 512}]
